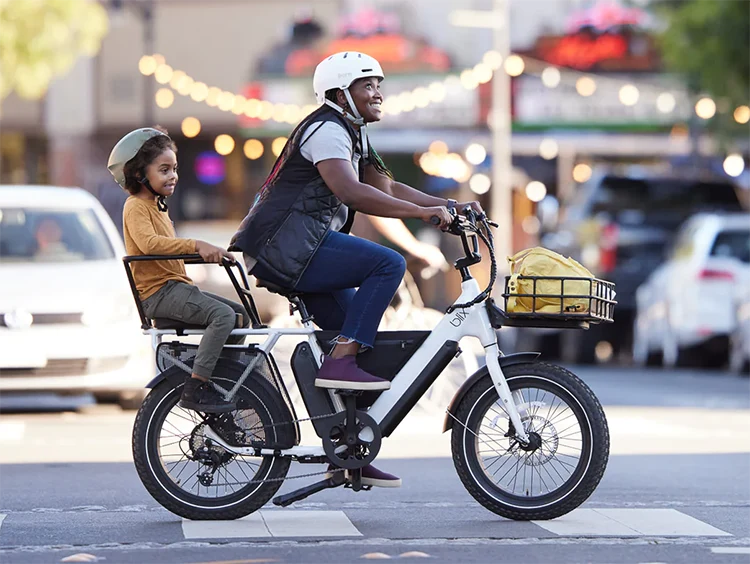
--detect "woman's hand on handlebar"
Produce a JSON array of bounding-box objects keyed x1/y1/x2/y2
[
  {"x1": 457, "y1": 200, "x2": 485, "y2": 217},
  {"x1": 421, "y1": 206, "x2": 452, "y2": 229},
  {"x1": 195, "y1": 240, "x2": 236, "y2": 264}
]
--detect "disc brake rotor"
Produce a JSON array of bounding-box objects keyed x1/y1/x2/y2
[{"x1": 514, "y1": 415, "x2": 558, "y2": 466}]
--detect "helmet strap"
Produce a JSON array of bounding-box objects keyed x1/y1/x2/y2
[
  {"x1": 323, "y1": 95, "x2": 365, "y2": 127},
  {"x1": 342, "y1": 89, "x2": 364, "y2": 124},
  {"x1": 139, "y1": 178, "x2": 168, "y2": 212},
  {"x1": 323, "y1": 91, "x2": 369, "y2": 159}
]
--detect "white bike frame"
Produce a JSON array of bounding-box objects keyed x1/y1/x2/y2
[{"x1": 145, "y1": 275, "x2": 531, "y2": 457}]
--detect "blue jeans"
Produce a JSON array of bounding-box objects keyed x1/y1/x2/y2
[{"x1": 253, "y1": 231, "x2": 406, "y2": 349}]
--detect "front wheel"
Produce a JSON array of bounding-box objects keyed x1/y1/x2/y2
[{"x1": 451, "y1": 362, "x2": 609, "y2": 520}]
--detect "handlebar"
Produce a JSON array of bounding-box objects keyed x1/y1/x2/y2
[{"x1": 439, "y1": 206, "x2": 500, "y2": 313}]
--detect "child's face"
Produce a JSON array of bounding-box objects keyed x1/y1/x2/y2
[{"x1": 144, "y1": 149, "x2": 178, "y2": 197}]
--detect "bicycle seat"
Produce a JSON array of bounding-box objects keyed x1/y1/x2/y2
[
  {"x1": 256, "y1": 278, "x2": 302, "y2": 299},
  {"x1": 152, "y1": 313, "x2": 245, "y2": 332}
]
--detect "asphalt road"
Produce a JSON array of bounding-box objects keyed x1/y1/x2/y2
[{"x1": 1, "y1": 365, "x2": 748, "y2": 564}]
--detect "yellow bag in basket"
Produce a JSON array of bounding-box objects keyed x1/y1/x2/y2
[{"x1": 506, "y1": 247, "x2": 595, "y2": 314}]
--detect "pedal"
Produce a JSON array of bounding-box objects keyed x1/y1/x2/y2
[{"x1": 271, "y1": 471, "x2": 346, "y2": 507}]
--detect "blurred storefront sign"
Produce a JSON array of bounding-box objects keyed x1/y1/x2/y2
[
  {"x1": 264, "y1": 8, "x2": 452, "y2": 77},
  {"x1": 514, "y1": 74, "x2": 692, "y2": 130},
  {"x1": 528, "y1": 32, "x2": 659, "y2": 72},
  {"x1": 565, "y1": 1, "x2": 653, "y2": 35},
  {"x1": 241, "y1": 7, "x2": 466, "y2": 135}
]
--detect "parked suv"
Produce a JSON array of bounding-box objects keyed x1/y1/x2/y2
[{"x1": 537, "y1": 170, "x2": 744, "y2": 363}]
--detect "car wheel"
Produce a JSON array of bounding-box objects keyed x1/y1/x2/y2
[
  {"x1": 560, "y1": 330, "x2": 598, "y2": 365},
  {"x1": 729, "y1": 330, "x2": 749, "y2": 375},
  {"x1": 661, "y1": 328, "x2": 681, "y2": 369},
  {"x1": 93, "y1": 392, "x2": 120, "y2": 405},
  {"x1": 631, "y1": 317, "x2": 650, "y2": 367},
  {"x1": 118, "y1": 390, "x2": 148, "y2": 410}
]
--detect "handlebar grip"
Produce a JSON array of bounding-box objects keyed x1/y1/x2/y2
[{"x1": 430, "y1": 216, "x2": 441, "y2": 225}]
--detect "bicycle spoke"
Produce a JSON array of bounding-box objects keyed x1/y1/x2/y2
[{"x1": 472, "y1": 383, "x2": 587, "y2": 499}]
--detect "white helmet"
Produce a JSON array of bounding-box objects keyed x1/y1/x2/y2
[
  {"x1": 313, "y1": 51, "x2": 384, "y2": 105},
  {"x1": 313, "y1": 51, "x2": 384, "y2": 158}
]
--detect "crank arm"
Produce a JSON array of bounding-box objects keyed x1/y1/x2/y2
[
  {"x1": 203, "y1": 426, "x2": 326, "y2": 458},
  {"x1": 272, "y1": 471, "x2": 346, "y2": 507}
]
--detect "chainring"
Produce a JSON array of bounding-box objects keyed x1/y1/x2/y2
[{"x1": 319, "y1": 409, "x2": 382, "y2": 470}]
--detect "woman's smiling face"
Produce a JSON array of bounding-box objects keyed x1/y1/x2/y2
[{"x1": 337, "y1": 77, "x2": 383, "y2": 123}]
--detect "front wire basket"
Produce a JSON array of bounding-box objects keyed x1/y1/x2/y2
[{"x1": 501, "y1": 275, "x2": 616, "y2": 325}]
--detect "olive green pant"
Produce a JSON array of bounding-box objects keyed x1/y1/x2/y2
[{"x1": 143, "y1": 280, "x2": 248, "y2": 379}]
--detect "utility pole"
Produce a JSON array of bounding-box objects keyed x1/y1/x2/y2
[
  {"x1": 111, "y1": 0, "x2": 155, "y2": 124},
  {"x1": 450, "y1": 0, "x2": 513, "y2": 264},
  {"x1": 142, "y1": 0, "x2": 155, "y2": 124}
]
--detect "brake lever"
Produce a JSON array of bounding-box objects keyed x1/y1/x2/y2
[{"x1": 475, "y1": 211, "x2": 499, "y2": 228}]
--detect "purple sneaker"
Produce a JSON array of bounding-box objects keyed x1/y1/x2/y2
[
  {"x1": 315, "y1": 356, "x2": 391, "y2": 391},
  {"x1": 327, "y1": 464, "x2": 402, "y2": 488},
  {"x1": 359, "y1": 464, "x2": 402, "y2": 488}
]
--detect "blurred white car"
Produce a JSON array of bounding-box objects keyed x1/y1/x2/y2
[
  {"x1": 633, "y1": 213, "x2": 750, "y2": 368},
  {"x1": 729, "y1": 281, "x2": 750, "y2": 374},
  {"x1": 0, "y1": 185, "x2": 153, "y2": 408}
]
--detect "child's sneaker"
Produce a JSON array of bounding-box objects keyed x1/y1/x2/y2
[
  {"x1": 314, "y1": 356, "x2": 390, "y2": 391},
  {"x1": 179, "y1": 377, "x2": 237, "y2": 413}
]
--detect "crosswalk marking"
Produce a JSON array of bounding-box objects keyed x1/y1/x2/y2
[
  {"x1": 182, "y1": 510, "x2": 361, "y2": 539},
  {"x1": 533, "y1": 508, "x2": 731, "y2": 537},
  {"x1": 261, "y1": 510, "x2": 361, "y2": 537},
  {"x1": 711, "y1": 547, "x2": 750, "y2": 554},
  {"x1": 182, "y1": 513, "x2": 270, "y2": 539}
]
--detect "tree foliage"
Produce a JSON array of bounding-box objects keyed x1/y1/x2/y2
[
  {"x1": 657, "y1": 0, "x2": 749, "y2": 107},
  {"x1": 0, "y1": 0, "x2": 109, "y2": 100}
]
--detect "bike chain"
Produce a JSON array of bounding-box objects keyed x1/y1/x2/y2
[
  {"x1": 195, "y1": 467, "x2": 346, "y2": 489},
  {"x1": 159, "y1": 344, "x2": 364, "y2": 488}
]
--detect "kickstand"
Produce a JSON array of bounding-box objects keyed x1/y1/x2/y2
[
  {"x1": 272, "y1": 471, "x2": 346, "y2": 507},
  {"x1": 349, "y1": 468, "x2": 362, "y2": 491}
]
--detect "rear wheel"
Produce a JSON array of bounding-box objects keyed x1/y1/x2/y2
[
  {"x1": 132, "y1": 372, "x2": 292, "y2": 520},
  {"x1": 451, "y1": 362, "x2": 609, "y2": 520}
]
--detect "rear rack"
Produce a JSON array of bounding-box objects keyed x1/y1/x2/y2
[
  {"x1": 490, "y1": 275, "x2": 616, "y2": 329},
  {"x1": 122, "y1": 254, "x2": 265, "y2": 331}
]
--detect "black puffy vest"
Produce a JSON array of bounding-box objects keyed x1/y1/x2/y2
[{"x1": 229, "y1": 109, "x2": 362, "y2": 288}]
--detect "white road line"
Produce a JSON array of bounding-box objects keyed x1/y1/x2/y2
[
  {"x1": 0, "y1": 422, "x2": 25, "y2": 443},
  {"x1": 533, "y1": 508, "x2": 731, "y2": 537},
  {"x1": 711, "y1": 547, "x2": 750, "y2": 554},
  {"x1": 182, "y1": 510, "x2": 361, "y2": 539}
]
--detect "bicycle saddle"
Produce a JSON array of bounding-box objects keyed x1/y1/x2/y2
[{"x1": 255, "y1": 278, "x2": 302, "y2": 299}]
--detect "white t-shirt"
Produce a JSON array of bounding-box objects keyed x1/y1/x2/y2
[{"x1": 300, "y1": 121, "x2": 360, "y2": 233}]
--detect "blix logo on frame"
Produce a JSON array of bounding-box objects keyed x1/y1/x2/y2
[{"x1": 450, "y1": 309, "x2": 468, "y2": 327}]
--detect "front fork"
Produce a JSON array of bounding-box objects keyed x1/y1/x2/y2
[{"x1": 483, "y1": 344, "x2": 531, "y2": 445}]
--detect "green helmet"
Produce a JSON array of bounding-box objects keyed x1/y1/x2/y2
[{"x1": 107, "y1": 128, "x2": 169, "y2": 187}]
